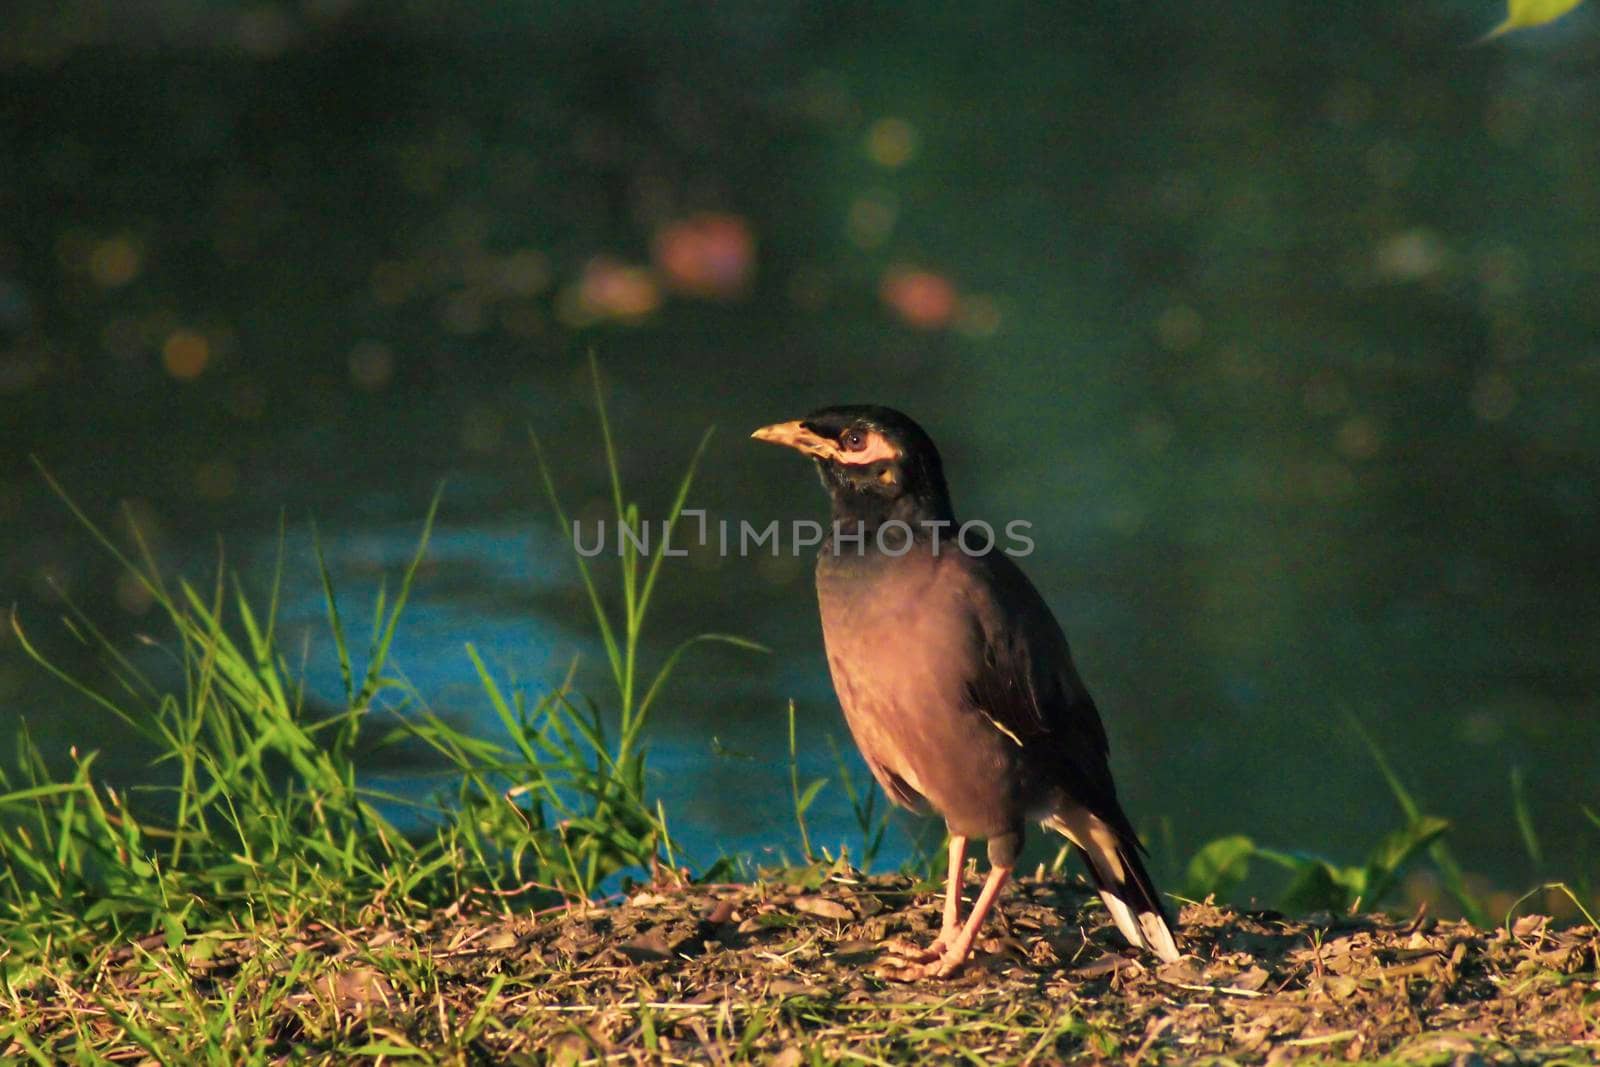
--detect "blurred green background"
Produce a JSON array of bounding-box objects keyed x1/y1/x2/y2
[{"x1": 2, "y1": 1, "x2": 1598, "y2": 908}]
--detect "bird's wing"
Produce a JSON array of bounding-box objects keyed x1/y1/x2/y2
[
  {"x1": 955, "y1": 551, "x2": 1124, "y2": 813},
  {"x1": 956, "y1": 551, "x2": 1167, "y2": 931}
]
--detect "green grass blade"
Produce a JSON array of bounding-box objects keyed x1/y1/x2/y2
[
  {"x1": 633, "y1": 633, "x2": 768, "y2": 728},
  {"x1": 311, "y1": 520, "x2": 355, "y2": 703},
  {"x1": 356, "y1": 485, "x2": 443, "y2": 708},
  {"x1": 789, "y1": 700, "x2": 817, "y2": 862},
  {"x1": 635, "y1": 425, "x2": 715, "y2": 619},
  {"x1": 529, "y1": 428, "x2": 624, "y2": 689},
  {"x1": 465, "y1": 644, "x2": 542, "y2": 768},
  {"x1": 588, "y1": 350, "x2": 626, "y2": 527},
  {"x1": 1347, "y1": 712, "x2": 1485, "y2": 925},
  {"x1": 9, "y1": 612, "x2": 150, "y2": 738},
  {"x1": 1509, "y1": 766, "x2": 1543, "y2": 868}
]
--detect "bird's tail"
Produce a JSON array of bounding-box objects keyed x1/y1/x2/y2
[{"x1": 1044, "y1": 809, "x2": 1181, "y2": 963}]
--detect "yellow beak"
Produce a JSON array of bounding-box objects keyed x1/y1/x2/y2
[{"x1": 750, "y1": 420, "x2": 838, "y2": 459}]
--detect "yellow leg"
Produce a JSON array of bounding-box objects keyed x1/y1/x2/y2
[
  {"x1": 882, "y1": 858, "x2": 1011, "y2": 980},
  {"x1": 881, "y1": 834, "x2": 966, "y2": 963},
  {"x1": 938, "y1": 834, "x2": 967, "y2": 944}
]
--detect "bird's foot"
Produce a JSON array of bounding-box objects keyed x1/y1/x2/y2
[
  {"x1": 875, "y1": 933, "x2": 971, "y2": 981},
  {"x1": 877, "y1": 934, "x2": 950, "y2": 964},
  {"x1": 875, "y1": 946, "x2": 970, "y2": 982}
]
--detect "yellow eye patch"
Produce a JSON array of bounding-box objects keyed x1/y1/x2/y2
[{"x1": 836, "y1": 429, "x2": 901, "y2": 466}]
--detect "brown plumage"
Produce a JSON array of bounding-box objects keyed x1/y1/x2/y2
[{"x1": 753, "y1": 405, "x2": 1180, "y2": 978}]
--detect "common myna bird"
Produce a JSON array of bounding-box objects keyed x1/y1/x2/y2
[{"x1": 753, "y1": 406, "x2": 1181, "y2": 979}]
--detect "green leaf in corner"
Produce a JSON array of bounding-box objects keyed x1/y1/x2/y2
[
  {"x1": 1254, "y1": 848, "x2": 1366, "y2": 913},
  {"x1": 1483, "y1": 0, "x2": 1587, "y2": 40},
  {"x1": 1279, "y1": 857, "x2": 1364, "y2": 914},
  {"x1": 1183, "y1": 835, "x2": 1255, "y2": 901},
  {"x1": 1361, "y1": 815, "x2": 1450, "y2": 905}
]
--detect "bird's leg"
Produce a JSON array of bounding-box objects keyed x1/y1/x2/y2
[
  {"x1": 935, "y1": 833, "x2": 967, "y2": 947},
  {"x1": 881, "y1": 861, "x2": 1012, "y2": 981},
  {"x1": 881, "y1": 835, "x2": 966, "y2": 962},
  {"x1": 933, "y1": 862, "x2": 1012, "y2": 975}
]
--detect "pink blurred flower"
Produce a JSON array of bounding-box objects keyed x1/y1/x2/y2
[
  {"x1": 652, "y1": 213, "x2": 755, "y2": 299},
  {"x1": 576, "y1": 257, "x2": 661, "y2": 320},
  {"x1": 880, "y1": 267, "x2": 956, "y2": 330}
]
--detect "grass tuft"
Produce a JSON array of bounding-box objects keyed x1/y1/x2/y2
[{"x1": 2, "y1": 372, "x2": 748, "y2": 1006}]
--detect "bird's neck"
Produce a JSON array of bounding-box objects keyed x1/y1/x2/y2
[{"x1": 828, "y1": 489, "x2": 954, "y2": 537}]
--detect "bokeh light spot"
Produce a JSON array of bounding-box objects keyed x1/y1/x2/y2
[
  {"x1": 880, "y1": 267, "x2": 956, "y2": 330},
  {"x1": 1376, "y1": 229, "x2": 1446, "y2": 282},
  {"x1": 652, "y1": 213, "x2": 755, "y2": 299},
  {"x1": 568, "y1": 258, "x2": 661, "y2": 322},
  {"x1": 865, "y1": 117, "x2": 919, "y2": 168},
  {"x1": 349, "y1": 341, "x2": 394, "y2": 391},
  {"x1": 162, "y1": 329, "x2": 210, "y2": 380},
  {"x1": 1336, "y1": 415, "x2": 1382, "y2": 460},
  {"x1": 115, "y1": 571, "x2": 154, "y2": 616},
  {"x1": 89, "y1": 237, "x2": 141, "y2": 288}
]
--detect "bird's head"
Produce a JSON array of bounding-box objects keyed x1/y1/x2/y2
[{"x1": 751, "y1": 405, "x2": 954, "y2": 525}]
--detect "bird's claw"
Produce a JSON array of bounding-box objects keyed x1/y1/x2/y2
[
  {"x1": 875, "y1": 934, "x2": 969, "y2": 981},
  {"x1": 875, "y1": 949, "x2": 967, "y2": 982},
  {"x1": 878, "y1": 935, "x2": 950, "y2": 964}
]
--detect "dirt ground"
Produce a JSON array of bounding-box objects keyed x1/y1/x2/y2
[{"x1": 15, "y1": 868, "x2": 1600, "y2": 1063}]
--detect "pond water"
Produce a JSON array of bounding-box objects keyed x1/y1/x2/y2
[{"x1": 2, "y1": 2, "x2": 1598, "y2": 900}]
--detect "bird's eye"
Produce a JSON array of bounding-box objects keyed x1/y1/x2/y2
[{"x1": 842, "y1": 429, "x2": 866, "y2": 451}]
